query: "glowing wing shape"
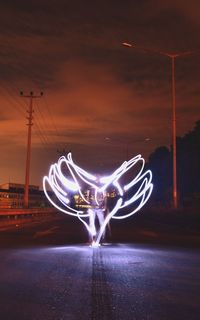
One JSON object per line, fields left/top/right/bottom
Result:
{"left": 43, "top": 153, "right": 97, "bottom": 218}
{"left": 103, "top": 154, "right": 153, "bottom": 219}
{"left": 43, "top": 153, "right": 153, "bottom": 246}
{"left": 94, "top": 155, "right": 153, "bottom": 244}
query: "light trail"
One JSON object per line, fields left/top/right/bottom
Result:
{"left": 43, "top": 152, "right": 153, "bottom": 245}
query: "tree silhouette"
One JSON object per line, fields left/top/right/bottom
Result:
{"left": 148, "top": 146, "right": 171, "bottom": 206}
{"left": 177, "top": 120, "right": 200, "bottom": 204}
{"left": 148, "top": 120, "right": 200, "bottom": 207}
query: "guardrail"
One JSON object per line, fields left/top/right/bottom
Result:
{"left": 0, "top": 207, "right": 57, "bottom": 216}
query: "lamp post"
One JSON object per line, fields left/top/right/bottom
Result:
{"left": 123, "top": 42, "right": 197, "bottom": 209}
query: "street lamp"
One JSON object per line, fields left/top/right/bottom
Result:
{"left": 123, "top": 42, "right": 198, "bottom": 209}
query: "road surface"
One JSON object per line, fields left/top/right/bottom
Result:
{"left": 0, "top": 242, "right": 199, "bottom": 320}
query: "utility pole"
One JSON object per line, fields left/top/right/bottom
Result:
{"left": 170, "top": 55, "right": 178, "bottom": 209}
{"left": 20, "top": 91, "right": 43, "bottom": 208}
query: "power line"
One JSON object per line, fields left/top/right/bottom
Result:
{"left": 34, "top": 100, "right": 58, "bottom": 148}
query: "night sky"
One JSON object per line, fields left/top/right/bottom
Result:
{"left": 0, "top": 0, "right": 200, "bottom": 187}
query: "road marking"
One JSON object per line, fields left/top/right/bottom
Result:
{"left": 92, "top": 248, "right": 114, "bottom": 320}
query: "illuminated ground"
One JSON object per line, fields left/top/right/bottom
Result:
{"left": 0, "top": 213, "right": 200, "bottom": 320}
{"left": 0, "top": 243, "right": 199, "bottom": 320}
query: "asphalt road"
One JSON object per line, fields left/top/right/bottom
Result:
{"left": 0, "top": 211, "right": 199, "bottom": 248}
{"left": 0, "top": 242, "right": 200, "bottom": 320}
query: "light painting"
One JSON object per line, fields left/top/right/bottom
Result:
{"left": 43, "top": 153, "right": 153, "bottom": 246}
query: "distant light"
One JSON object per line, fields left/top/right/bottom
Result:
{"left": 122, "top": 42, "right": 132, "bottom": 47}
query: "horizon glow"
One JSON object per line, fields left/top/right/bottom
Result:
{"left": 43, "top": 152, "right": 153, "bottom": 246}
